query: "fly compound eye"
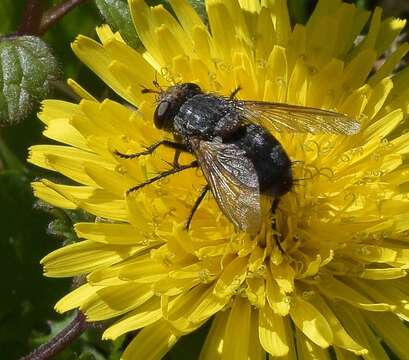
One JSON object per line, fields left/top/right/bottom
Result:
{"left": 154, "top": 101, "right": 171, "bottom": 129}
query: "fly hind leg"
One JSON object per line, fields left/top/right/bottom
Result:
{"left": 185, "top": 185, "right": 210, "bottom": 230}
{"left": 271, "top": 198, "right": 285, "bottom": 253}
{"left": 126, "top": 161, "right": 198, "bottom": 195}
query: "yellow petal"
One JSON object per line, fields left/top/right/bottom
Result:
{"left": 71, "top": 35, "right": 140, "bottom": 106}
{"left": 213, "top": 255, "right": 249, "bottom": 298}
{"left": 188, "top": 285, "right": 228, "bottom": 323}
{"left": 75, "top": 222, "right": 151, "bottom": 245}
{"left": 37, "top": 179, "right": 129, "bottom": 222}
{"left": 41, "top": 240, "right": 145, "bottom": 277}
{"left": 67, "top": 78, "right": 97, "bottom": 101}
{"left": 248, "top": 310, "right": 265, "bottom": 360}
{"left": 169, "top": 0, "right": 206, "bottom": 37}
{"left": 289, "top": 295, "right": 333, "bottom": 348}
{"left": 295, "top": 327, "right": 331, "bottom": 360}
{"left": 259, "top": 305, "right": 289, "bottom": 356}
{"left": 82, "top": 283, "right": 153, "bottom": 321}
{"left": 31, "top": 181, "right": 77, "bottom": 209}
{"left": 330, "top": 303, "right": 390, "bottom": 360}
{"left": 28, "top": 145, "right": 114, "bottom": 186}
{"left": 122, "top": 320, "right": 178, "bottom": 360}
{"left": 199, "top": 311, "right": 229, "bottom": 360}
{"left": 266, "top": 271, "right": 290, "bottom": 316}
{"left": 246, "top": 277, "right": 266, "bottom": 308}
{"left": 376, "top": 17, "right": 406, "bottom": 55}
{"left": 316, "top": 274, "right": 395, "bottom": 311}
{"left": 363, "top": 311, "right": 409, "bottom": 360}
{"left": 309, "top": 294, "right": 367, "bottom": 355}
{"left": 55, "top": 284, "right": 96, "bottom": 313}
{"left": 222, "top": 297, "right": 252, "bottom": 360}
{"left": 368, "top": 43, "right": 409, "bottom": 87}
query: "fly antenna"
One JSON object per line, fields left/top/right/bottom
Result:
{"left": 140, "top": 84, "right": 161, "bottom": 95}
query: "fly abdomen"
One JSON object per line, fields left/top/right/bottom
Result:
{"left": 229, "top": 124, "right": 293, "bottom": 195}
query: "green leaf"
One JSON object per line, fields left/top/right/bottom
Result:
{"left": 48, "top": 218, "right": 79, "bottom": 243}
{"left": 94, "top": 0, "right": 140, "bottom": 48}
{"left": 0, "top": 35, "right": 60, "bottom": 126}
{"left": 78, "top": 353, "right": 98, "bottom": 360}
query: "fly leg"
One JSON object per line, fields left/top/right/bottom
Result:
{"left": 185, "top": 185, "right": 210, "bottom": 230}
{"left": 172, "top": 149, "right": 182, "bottom": 168}
{"left": 229, "top": 86, "right": 242, "bottom": 99}
{"left": 271, "top": 198, "right": 285, "bottom": 253}
{"left": 114, "top": 140, "right": 188, "bottom": 159}
{"left": 126, "top": 161, "right": 198, "bottom": 194}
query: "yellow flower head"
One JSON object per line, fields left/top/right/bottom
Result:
{"left": 29, "top": 0, "right": 409, "bottom": 358}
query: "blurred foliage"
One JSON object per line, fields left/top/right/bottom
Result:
{"left": 0, "top": 0, "right": 406, "bottom": 359}
{"left": 0, "top": 0, "right": 26, "bottom": 35}
{"left": 95, "top": 0, "right": 140, "bottom": 48}
{"left": 0, "top": 169, "right": 71, "bottom": 359}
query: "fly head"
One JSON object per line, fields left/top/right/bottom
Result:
{"left": 153, "top": 83, "right": 202, "bottom": 132}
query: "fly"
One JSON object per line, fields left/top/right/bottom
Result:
{"left": 115, "top": 82, "right": 360, "bottom": 241}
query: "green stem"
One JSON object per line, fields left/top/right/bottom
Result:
{"left": 17, "top": 0, "right": 89, "bottom": 36}
{"left": 0, "top": 134, "right": 27, "bottom": 173}
{"left": 20, "top": 311, "right": 90, "bottom": 360}
{"left": 38, "top": 0, "right": 89, "bottom": 35}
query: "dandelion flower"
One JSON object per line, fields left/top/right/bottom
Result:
{"left": 29, "top": 0, "right": 409, "bottom": 358}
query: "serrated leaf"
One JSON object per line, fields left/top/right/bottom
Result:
{"left": 94, "top": 0, "right": 140, "bottom": 48}
{"left": 48, "top": 219, "right": 79, "bottom": 243}
{"left": 34, "top": 199, "right": 94, "bottom": 243}
{"left": 0, "top": 35, "right": 60, "bottom": 126}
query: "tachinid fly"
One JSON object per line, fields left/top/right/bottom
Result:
{"left": 115, "top": 82, "right": 360, "bottom": 238}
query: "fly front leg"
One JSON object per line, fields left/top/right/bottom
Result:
{"left": 229, "top": 86, "right": 241, "bottom": 99}
{"left": 114, "top": 140, "right": 188, "bottom": 159}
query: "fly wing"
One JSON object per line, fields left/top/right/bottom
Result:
{"left": 236, "top": 100, "right": 360, "bottom": 135}
{"left": 191, "top": 138, "right": 262, "bottom": 235}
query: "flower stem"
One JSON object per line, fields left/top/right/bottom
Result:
{"left": 21, "top": 311, "right": 89, "bottom": 360}
{"left": 17, "top": 0, "right": 44, "bottom": 35}
{"left": 17, "top": 0, "right": 89, "bottom": 36}
{"left": 38, "top": 0, "right": 89, "bottom": 35}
